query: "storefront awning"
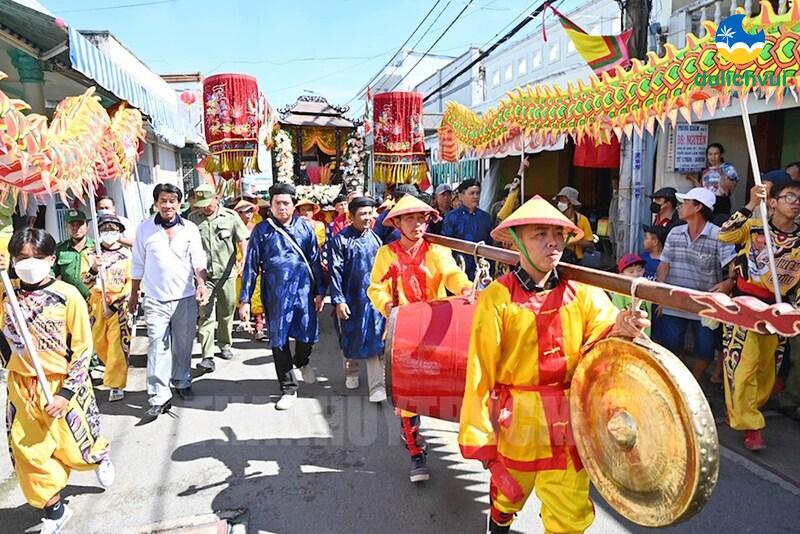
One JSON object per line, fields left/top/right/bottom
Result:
{"left": 68, "top": 28, "right": 188, "bottom": 147}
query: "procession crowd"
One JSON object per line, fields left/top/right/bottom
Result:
{"left": 1, "top": 143, "right": 799, "bottom": 533}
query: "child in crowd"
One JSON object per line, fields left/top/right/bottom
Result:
{"left": 640, "top": 225, "right": 668, "bottom": 280}
{"left": 1, "top": 228, "right": 114, "bottom": 533}
{"left": 610, "top": 253, "right": 652, "bottom": 336}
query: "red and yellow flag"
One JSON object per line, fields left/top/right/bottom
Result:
{"left": 547, "top": 6, "right": 633, "bottom": 75}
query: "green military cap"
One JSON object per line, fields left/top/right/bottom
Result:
{"left": 194, "top": 184, "right": 217, "bottom": 208}
{"left": 65, "top": 209, "right": 88, "bottom": 223}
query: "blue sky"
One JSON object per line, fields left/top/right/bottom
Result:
{"left": 43, "top": 0, "right": 552, "bottom": 109}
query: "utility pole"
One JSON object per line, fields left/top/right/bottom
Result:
{"left": 622, "top": 0, "right": 652, "bottom": 60}
{"left": 616, "top": 0, "right": 654, "bottom": 255}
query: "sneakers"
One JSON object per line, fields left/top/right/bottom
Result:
{"left": 198, "top": 357, "right": 216, "bottom": 373}
{"left": 409, "top": 453, "right": 430, "bottom": 483}
{"left": 744, "top": 429, "right": 766, "bottom": 451}
{"left": 109, "top": 389, "right": 124, "bottom": 402}
{"left": 276, "top": 392, "right": 297, "bottom": 410}
{"left": 345, "top": 374, "right": 359, "bottom": 390}
{"left": 95, "top": 457, "right": 116, "bottom": 488}
{"left": 254, "top": 330, "right": 268, "bottom": 341}
{"left": 369, "top": 387, "right": 387, "bottom": 403}
{"left": 300, "top": 365, "right": 316, "bottom": 384}
{"left": 40, "top": 504, "right": 73, "bottom": 534}
{"left": 219, "top": 346, "right": 234, "bottom": 360}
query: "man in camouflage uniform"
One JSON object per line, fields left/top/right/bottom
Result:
{"left": 189, "top": 184, "right": 249, "bottom": 372}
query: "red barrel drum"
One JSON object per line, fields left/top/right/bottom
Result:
{"left": 385, "top": 296, "right": 476, "bottom": 423}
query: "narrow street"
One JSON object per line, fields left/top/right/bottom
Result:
{"left": 1, "top": 312, "right": 799, "bottom": 533}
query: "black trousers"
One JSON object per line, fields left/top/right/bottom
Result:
{"left": 273, "top": 341, "right": 313, "bottom": 393}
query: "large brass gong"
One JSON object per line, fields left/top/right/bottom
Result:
{"left": 570, "top": 337, "right": 719, "bottom": 527}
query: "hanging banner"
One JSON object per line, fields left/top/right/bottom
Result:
{"left": 373, "top": 91, "right": 427, "bottom": 184}
{"left": 203, "top": 73, "right": 259, "bottom": 178}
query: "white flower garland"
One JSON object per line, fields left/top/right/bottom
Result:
{"left": 273, "top": 129, "right": 294, "bottom": 183}
{"left": 295, "top": 184, "right": 341, "bottom": 208}
{"left": 342, "top": 132, "right": 365, "bottom": 193}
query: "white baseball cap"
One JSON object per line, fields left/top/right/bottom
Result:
{"left": 676, "top": 187, "right": 716, "bottom": 210}
{"left": 434, "top": 184, "right": 452, "bottom": 195}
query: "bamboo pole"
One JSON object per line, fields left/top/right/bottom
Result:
{"left": 0, "top": 271, "right": 54, "bottom": 404}
{"left": 87, "top": 184, "right": 109, "bottom": 315}
{"left": 738, "top": 95, "right": 782, "bottom": 303}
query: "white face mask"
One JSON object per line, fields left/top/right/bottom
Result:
{"left": 14, "top": 257, "right": 52, "bottom": 285}
{"left": 557, "top": 202, "right": 569, "bottom": 212}
{"left": 100, "top": 231, "right": 120, "bottom": 245}
{"left": 97, "top": 208, "right": 114, "bottom": 217}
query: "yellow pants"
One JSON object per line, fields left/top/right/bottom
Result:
{"left": 723, "top": 325, "right": 779, "bottom": 430}
{"left": 492, "top": 456, "right": 594, "bottom": 534}
{"left": 236, "top": 273, "right": 263, "bottom": 315}
{"left": 7, "top": 372, "right": 110, "bottom": 508}
{"left": 89, "top": 294, "right": 130, "bottom": 389}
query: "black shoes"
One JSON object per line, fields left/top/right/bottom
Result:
{"left": 176, "top": 387, "right": 194, "bottom": 401}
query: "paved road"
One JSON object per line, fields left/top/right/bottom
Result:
{"left": 1, "top": 312, "right": 799, "bottom": 533}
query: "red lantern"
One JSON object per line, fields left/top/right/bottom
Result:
{"left": 203, "top": 73, "right": 259, "bottom": 177}
{"left": 373, "top": 91, "right": 427, "bottom": 184}
{"left": 180, "top": 91, "right": 197, "bottom": 106}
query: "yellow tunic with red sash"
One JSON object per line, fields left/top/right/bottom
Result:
{"left": 369, "top": 240, "right": 471, "bottom": 419}
{"left": 459, "top": 269, "right": 617, "bottom": 531}
{"left": 368, "top": 241, "right": 471, "bottom": 317}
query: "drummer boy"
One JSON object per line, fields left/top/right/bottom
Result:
{"left": 458, "top": 195, "right": 649, "bottom": 534}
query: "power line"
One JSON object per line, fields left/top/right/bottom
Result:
{"left": 423, "top": 0, "right": 553, "bottom": 102}
{"left": 389, "top": 0, "right": 475, "bottom": 92}
{"left": 379, "top": 0, "right": 453, "bottom": 92}
{"left": 344, "top": 0, "right": 443, "bottom": 106}
{"left": 55, "top": 0, "right": 176, "bottom": 13}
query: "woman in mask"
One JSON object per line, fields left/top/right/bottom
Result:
{"left": 84, "top": 214, "right": 132, "bottom": 402}
{"left": 1, "top": 227, "right": 114, "bottom": 533}
{"left": 552, "top": 186, "right": 594, "bottom": 264}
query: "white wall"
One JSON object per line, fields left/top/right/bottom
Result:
{"left": 415, "top": 47, "right": 482, "bottom": 113}
{"left": 477, "top": 0, "right": 620, "bottom": 112}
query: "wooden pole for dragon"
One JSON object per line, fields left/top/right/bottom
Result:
{"left": 739, "top": 94, "right": 782, "bottom": 303}
{"left": 0, "top": 271, "right": 54, "bottom": 405}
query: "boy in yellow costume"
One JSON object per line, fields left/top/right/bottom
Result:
{"left": 718, "top": 177, "right": 800, "bottom": 450}
{"left": 458, "top": 196, "right": 648, "bottom": 534}
{"left": 368, "top": 194, "right": 472, "bottom": 483}
{"left": 84, "top": 214, "right": 132, "bottom": 402}
{"left": 1, "top": 228, "right": 114, "bottom": 533}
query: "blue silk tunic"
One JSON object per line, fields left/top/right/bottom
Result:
{"left": 240, "top": 215, "right": 325, "bottom": 348}
{"left": 328, "top": 226, "right": 386, "bottom": 359}
{"left": 441, "top": 206, "right": 494, "bottom": 280}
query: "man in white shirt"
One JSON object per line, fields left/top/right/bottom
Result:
{"left": 129, "top": 183, "right": 209, "bottom": 420}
